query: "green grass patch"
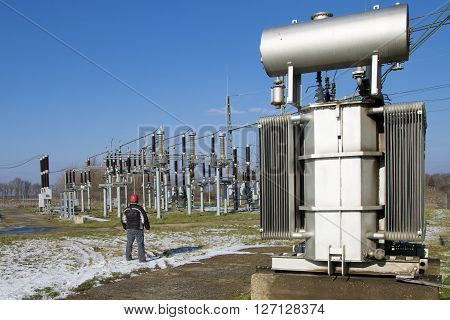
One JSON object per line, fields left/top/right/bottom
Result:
{"left": 440, "top": 276, "right": 450, "bottom": 300}
{"left": 234, "top": 291, "right": 251, "bottom": 300}
{"left": 73, "top": 272, "right": 130, "bottom": 293}
{"left": 23, "top": 286, "right": 59, "bottom": 300}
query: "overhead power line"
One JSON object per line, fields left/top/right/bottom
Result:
{"left": 0, "top": 155, "right": 42, "bottom": 170}
{"left": 386, "top": 83, "right": 450, "bottom": 97}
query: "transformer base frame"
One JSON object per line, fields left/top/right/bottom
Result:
{"left": 272, "top": 254, "right": 433, "bottom": 278}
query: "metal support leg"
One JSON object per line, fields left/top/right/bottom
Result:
{"left": 147, "top": 187, "right": 152, "bottom": 209}
{"left": 164, "top": 172, "right": 169, "bottom": 212}
{"left": 87, "top": 184, "right": 91, "bottom": 210}
{"left": 153, "top": 176, "right": 157, "bottom": 210}
{"left": 186, "top": 171, "right": 192, "bottom": 215}
{"left": 142, "top": 172, "right": 146, "bottom": 210}
{"left": 208, "top": 183, "right": 211, "bottom": 206}
{"left": 124, "top": 180, "right": 128, "bottom": 207}
{"left": 216, "top": 167, "right": 220, "bottom": 216}
{"left": 108, "top": 174, "right": 112, "bottom": 213}
{"left": 224, "top": 185, "right": 228, "bottom": 214}
{"left": 156, "top": 167, "right": 161, "bottom": 219}
{"left": 200, "top": 184, "right": 204, "bottom": 212}
{"left": 116, "top": 175, "right": 121, "bottom": 218}
{"left": 81, "top": 189, "right": 85, "bottom": 212}
{"left": 103, "top": 188, "right": 107, "bottom": 217}
{"left": 233, "top": 182, "right": 238, "bottom": 211}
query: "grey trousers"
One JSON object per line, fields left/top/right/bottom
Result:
{"left": 126, "top": 229, "right": 146, "bottom": 262}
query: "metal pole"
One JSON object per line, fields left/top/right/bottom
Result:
{"left": 153, "top": 175, "right": 157, "bottom": 209}
{"left": 108, "top": 174, "right": 112, "bottom": 213}
{"left": 147, "top": 184, "right": 152, "bottom": 209}
{"left": 116, "top": 174, "right": 121, "bottom": 218}
{"left": 216, "top": 167, "right": 220, "bottom": 216}
{"left": 63, "top": 192, "right": 67, "bottom": 218}
{"left": 81, "top": 189, "right": 85, "bottom": 212}
{"left": 208, "top": 182, "right": 211, "bottom": 206}
{"left": 186, "top": 169, "right": 192, "bottom": 215}
{"left": 164, "top": 171, "right": 169, "bottom": 212}
{"left": 224, "top": 184, "right": 228, "bottom": 214}
{"left": 103, "top": 187, "right": 107, "bottom": 217}
{"left": 142, "top": 152, "right": 146, "bottom": 210}
{"left": 124, "top": 176, "right": 128, "bottom": 207}
{"left": 156, "top": 167, "right": 161, "bottom": 218}
{"left": 87, "top": 184, "right": 91, "bottom": 210}
{"left": 200, "top": 183, "right": 204, "bottom": 212}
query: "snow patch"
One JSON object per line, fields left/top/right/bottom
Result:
{"left": 0, "top": 228, "right": 278, "bottom": 299}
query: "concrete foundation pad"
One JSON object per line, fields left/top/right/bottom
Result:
{"left": 251, "top": 271, "right": 439, "bottom": 300}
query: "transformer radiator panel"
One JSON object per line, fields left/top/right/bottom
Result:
{"left": 259, "top": 115, "right": 298, "bottom": 239}
{"left": 384, "top": 102, "right": 426, "bottom": 241}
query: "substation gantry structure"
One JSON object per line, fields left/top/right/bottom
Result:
{"left": 61, "top": 160, "right": 93, "bottom": 218}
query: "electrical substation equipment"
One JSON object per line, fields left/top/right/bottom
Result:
{"left": 38, "top": 154, "right": 52, "bottom": 212}
{"left": 258, "top": 4, "right": 432, "bottom": 278}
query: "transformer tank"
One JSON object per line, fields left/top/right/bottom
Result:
{"left": 258, "top": 4, "right": 433, "bottom": 277}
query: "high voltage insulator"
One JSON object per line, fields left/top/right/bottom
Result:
{"left": 246, "top": 144, "right": 251, "bottom": 164}
{"left": 174, "top": 160, "right": 179, "bottom": 187}
{"left": 232, "top": 147, "right": 238, "bottom": 178}
{"left": 181, "top": 134, "right": 186, "bottom": 154}
{"left": 208, "top": 164, "right": 211, "bottom": 177}
{"left": 211, "top": 134, "right": 215, "bottom": 155}
{"left": 80, "top": 172, "right": 84, "bottom": 184}
{"left": 202, "top": 162, "right": 206, "bottom": 178}
{"left": 157, "top": 129, "right": 164, "bottom": 157}
{"left": 126, "top": 156, "right": 131, "bottom": 173}
{"left": 189, "top": 131, "right": 196, "bottom": 156}
{"left": 143, "top": 149, "right": 147, "bottom": 165}
{"left": 151, "top": 133, "right": 156, "bottom": 154}
{"left": 219, "top": 131, "right": 226, "bottom": 160}
{"left": 39, "top": 155, "right": 50, "bottom": 188}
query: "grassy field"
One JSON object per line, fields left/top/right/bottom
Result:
{"left": 1, "top": 205, "right": 448, "bottom": 299}
{"left": 0, "top": 207, "right": 261, "bottom": 243}
{"left": 424, "top": 207, "right": 450, "bottom": 299}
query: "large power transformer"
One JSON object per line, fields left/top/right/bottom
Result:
{"left": 258, "top": 4, "right": 431, "bottom": 277}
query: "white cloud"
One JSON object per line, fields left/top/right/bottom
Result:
{"left": 207, "top": 108, "right": 226, "bottom": 115}
{"left": 207, "top": 107, "right": 246, "bottom": 115}
{"left": 249, "top": 107, "right": 272, "bottom": 113}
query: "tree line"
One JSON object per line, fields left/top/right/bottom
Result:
{"left": 0, "top": 178, "right": 41, "bottom": 198}
{"left": 426, "top": 173, "right": 450, "bottom": 189}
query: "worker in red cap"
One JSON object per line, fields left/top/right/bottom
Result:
{"left": 120, "top": 194, "right": 150, "bottom": 262}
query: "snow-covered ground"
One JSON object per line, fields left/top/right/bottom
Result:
{"left": 0, "top": 227, "right": 274, "bottom": 299}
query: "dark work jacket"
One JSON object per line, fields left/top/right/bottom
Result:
{"left": 120, "top": 203, "right": 150, "bottom": 230}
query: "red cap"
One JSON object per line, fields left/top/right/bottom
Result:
{"left": 130, "top": 194, "right": 139, "bottom": 203}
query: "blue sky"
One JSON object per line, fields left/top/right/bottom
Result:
{"left": 0, "top": 0, "right": 449, "bottom": 183}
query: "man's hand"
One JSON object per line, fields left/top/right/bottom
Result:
{"left": 121, "top": 223, "right": 127, "bottom": 230}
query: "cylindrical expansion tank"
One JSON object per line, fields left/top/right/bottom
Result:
{"left": 260, "top": 4, "right": 409, "bottom": 76}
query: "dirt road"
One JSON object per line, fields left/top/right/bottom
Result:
{"left": 67, "top": 247, "right": 288, "bottom": 300}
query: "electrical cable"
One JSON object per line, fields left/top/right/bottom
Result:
{"left": 386, "top": 83, "right": 450, "bottom": 97}
{"left": 0, "top": 155, "right": 43, "bottom": 170}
